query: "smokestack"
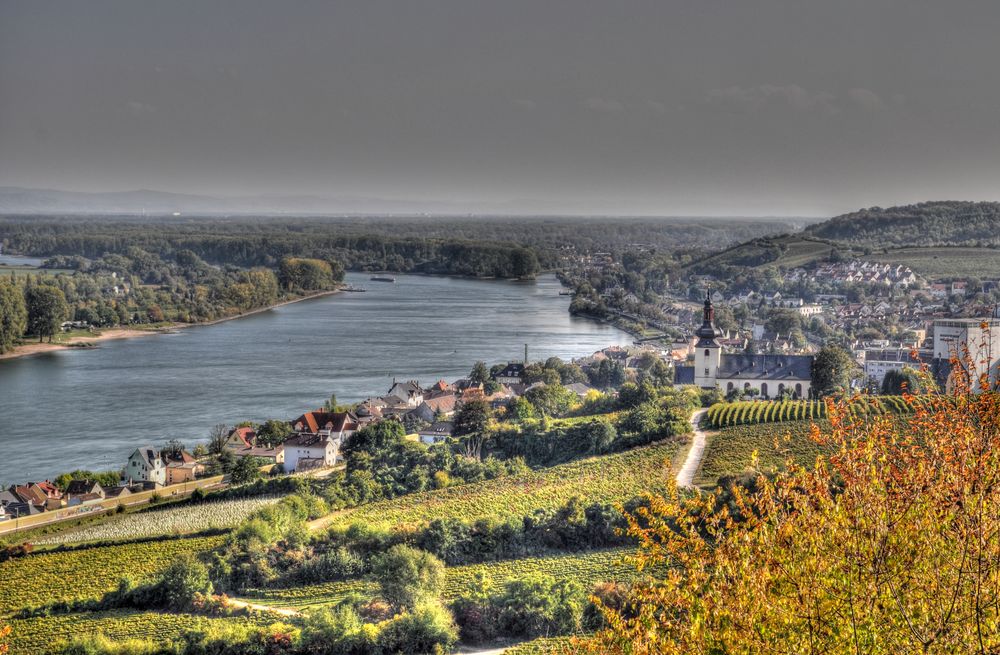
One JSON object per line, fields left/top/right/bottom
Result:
{"left": 524, "top": 343, "right": 528, "bottom": 364}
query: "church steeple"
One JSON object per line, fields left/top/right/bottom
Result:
{"left": 695, "top": 287, "right": 723, "bottom": 345}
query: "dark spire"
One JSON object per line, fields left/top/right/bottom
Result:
{"left": 695, "top": 286, "right": 723, "bottom": 345}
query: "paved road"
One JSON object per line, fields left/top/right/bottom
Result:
{"left": 675, "top": 408, "right": 709, "bottom": 488}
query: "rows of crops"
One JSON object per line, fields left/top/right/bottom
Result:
{"left": 705, "top": 396, "right": 932, "bottom": 429}
{"left": 0, "top": 535, "right": 225, "bottom": 613}
{"left": 34, "top": 497, "right": 282, "bottom": 546}
{"left": 5, "top": 609, "right": 268, "bottom": 655}
{"left": 506, "top": 636, "right": 577, "bottom": 654}
{"left": 696, "top": 420, "right": 832, "bottom": 486}
{"left": 313, "top": 442, "right": 680, "bottom": 532}
{"left": 241, "top": 548, "right": 635, "bottom": 611}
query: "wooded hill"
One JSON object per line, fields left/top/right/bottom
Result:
{"left": 805, "top": 200, "right": 1000, "bottom": 247}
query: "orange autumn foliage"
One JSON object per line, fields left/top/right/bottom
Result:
{"left": 581, "top": 355, "right": 1000, "bottom": 654}
{"left": 0, "top": 624, "right": 9, "bottom": 655}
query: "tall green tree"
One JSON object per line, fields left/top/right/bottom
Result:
{"left": 811, "top": 344, "right": 859, "bottom": 397}
{"left": 25, "top": 285, "right": 68, "bottom": 342}
{"left": 881, "top": 367, "right": 923, "bottom": 395}
{"left": 0, "top": 280, "right": 27, "bottom": 354}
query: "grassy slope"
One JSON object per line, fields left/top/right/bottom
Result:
{"left": 694, "top": 420, "right": 832, "bottom": 487}
{"left": 870, "top": 247, "right": 1000, "bottom": 278}
{"left": 0, "top": 535, "right": 225, "bottom": 613}
{"left": 312, "top": 441, "right": 684, "bottom": 532}
{"left": 241, "top": 548, "right": 635, "bottom": 610}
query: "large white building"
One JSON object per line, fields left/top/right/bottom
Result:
{"left": 675, "top": 292, "right": 814, "bottom": 399}
{"left": 932, "top": 317, "right": 1000, "bottom": 391}
{"left": 124, "top": 446, "right": 167, "bottom": 486}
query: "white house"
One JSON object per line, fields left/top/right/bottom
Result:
{"left": 282, "top": 434, "right": 339, "bottom": 473}
{"left": 385, "top": 381, "right": 424, "bottom": 407}
{"left": 124, "top": 446, "right": 167, "bottom": 485}
{"left": 675, "top": 292, "right": 814, "bottom": 399}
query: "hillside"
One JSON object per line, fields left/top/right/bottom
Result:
{"left": 805, "top": 200, "right": 1000, "bottom": 247}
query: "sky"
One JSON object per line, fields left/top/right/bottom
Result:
{"left": 2, "top": 0, "right": 999, "bottom": 216}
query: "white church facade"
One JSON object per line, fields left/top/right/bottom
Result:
{"left": 675, "top": 292, "right": 815, "bottom": 399}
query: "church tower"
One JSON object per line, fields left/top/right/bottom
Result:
{"left": 694, "top": 288, "right": 723, "bottom": 388}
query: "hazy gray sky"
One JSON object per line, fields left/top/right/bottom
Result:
{"left": 2, "top": 0, "right": 999, "bottom": 216}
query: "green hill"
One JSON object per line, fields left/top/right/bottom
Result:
{"left": 805, "top": 201, "right": 1000, "bottom": 247}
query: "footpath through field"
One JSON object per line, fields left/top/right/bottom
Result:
{"left": 675, "top": 408, "right": 709, "bottom": 488}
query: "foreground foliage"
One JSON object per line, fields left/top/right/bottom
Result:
{"left": 583, "top": 377, "right": 1000, "bottom": 653}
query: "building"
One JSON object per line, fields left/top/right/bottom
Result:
{"left": 65, "top": 480, "right": 105, "bottom": 505}
{"left": 282, "top": 433, "right": 339, "bottom": 473}
{"left": 163, "top": 450, "right": 206, "bottom": 485}
{"left": 863, "top": 349, "right": 932, "bottom": 389}
{"left": 124, "top": 446, "right": 167, "bottom": 486}
{"left": 932, "top": 317, "right": 1000, "bottom": 391}
{"left": 675, "top": 291, "right": 814, "bottom": 399}
{"left": 385, "top": 380, "right": 424, "bottom": 407}
{"left": 417, "top": 421, "right": 454, "bottom": 445}
{"left": 493, "top": 362, "right": 526, "bottom": 386}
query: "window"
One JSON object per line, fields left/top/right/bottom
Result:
{"left": 705, "top": 368, "right": 710, "bottom": 376}
{"left": 704, "top": 349, "right": 710, "bottom": 356}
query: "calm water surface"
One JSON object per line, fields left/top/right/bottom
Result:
{"left": 0, "top": 273, "right": 630, "bottom": 482}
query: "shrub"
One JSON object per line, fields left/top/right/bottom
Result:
{"left": 370, "top": 546, "right": 445, "bottom": 611}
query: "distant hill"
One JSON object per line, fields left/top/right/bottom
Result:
{"left": 805, "top": 201, "right": 1000, "bottom": 247}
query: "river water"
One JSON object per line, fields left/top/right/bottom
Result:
{"left": 0, "top": 272, "right": 630, "bottom": 483}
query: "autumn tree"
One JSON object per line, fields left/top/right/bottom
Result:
{"left": 582, "top": 359, "right": 1000, "bottom": 655}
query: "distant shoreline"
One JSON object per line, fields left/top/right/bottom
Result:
{"left": 0, "top": 288, "right": 343, "bottom": 362}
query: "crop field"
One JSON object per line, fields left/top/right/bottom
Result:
{"left": 0, "top": 535, "right": 224, "bottom": 612}
{"left": 871, "top": 247, "right": 1000, "bottom": 278}
{"left": 705, "top": 396, "right": 928, "bottom": 429}
{"left": 34, "top": 497, "right": 282, "bottom": 545}
{"left": 4, "top": 609, "right": 268, "bottom": 655}
{"left": 695, "top": 420, "right": 832, "bottom": 486}
{"left": 506, "top": 636, "right": 577, "bottom": 654}
{"left": 312, "top": 442, "right": 681, "bottom": 532}
{"left": 242, "top": 548, "right": 635, "bottom": 610}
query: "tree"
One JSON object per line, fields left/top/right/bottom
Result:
{"left": 583, "top": 380, "right": 1000, "bottom": 654}
{"left": 371, "top": 545, "right": 445, "bottom": 611}
{"left": 344, "top": 420, "right": 405, "bottom": 458}
{"left": 453, "top": 399, "right": 492, "bottom": 460}
{"left": 25, "top": 285, "right": 68, "bottom": 342}
{"left": 881, "top": 367, "right": 923, "bottom": 395}
{"left": 159, "top": 554, "right": 213, "bottom": 610}
{"left": 811, "top": 344, "right": 858, "bottom": 397}
{"left": 0, "top": 280, "right": 27, "bottom": 354}
{"left": 524, "top": 384, "right": 577, "bottom": 417}
{"left": 256, "top": 419, "right": 292, "bottom": 447}
{"left": 207, "top": 424, "right": 229, "bottom": 454}
{"left": 469, "top": 361, "right": 490, "bottom": 385}
{"left": 230, "top": 456, "right": 264, "bottom": 485}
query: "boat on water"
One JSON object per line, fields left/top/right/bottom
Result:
{"left": 370, "top": 275, "right": 396, "bottom": 282}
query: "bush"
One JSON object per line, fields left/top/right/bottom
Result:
{"left": 370, "top": 545, "right": 445, "bottom": 611}
{"left": 376, "top": 602, "right": 459, "bottom": 655}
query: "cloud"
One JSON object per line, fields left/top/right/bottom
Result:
{"left": 512, "top": 98, "right": 536, "bottom": 110}
{"left": 584, "top": 97, "right": 625, "bottom": 113}
{"left": 706, "top": 84, "right": 838, "bottom": 115}
{"left": 126, "top": 100, "right": 156, "bottom": 114}
{"left": 848, "top": 87, "right": 887, "bottom": 112}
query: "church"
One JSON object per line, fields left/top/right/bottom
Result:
{"left": 674, "top": 292, "right": 814, "bottom": 399}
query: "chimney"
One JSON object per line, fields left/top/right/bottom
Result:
{"left": 524, "top": 343, "right": 529, "bottom": 364}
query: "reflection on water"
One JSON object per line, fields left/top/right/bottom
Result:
{"left": 0, "top": 273, "right": 631, "bottom": 482}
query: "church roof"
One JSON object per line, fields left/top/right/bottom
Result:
{"left": 717, "top": 354, "right": 812, "bottom": 380}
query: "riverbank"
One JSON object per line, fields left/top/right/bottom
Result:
{"left": 0, "top": 288, "right": 343, "bottom": 362}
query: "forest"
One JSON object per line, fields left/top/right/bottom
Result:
{"left": 805, "top": 200, "right": 1000, "bottom": 247}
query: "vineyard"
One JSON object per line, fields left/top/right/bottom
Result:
{"left": 0, "top": 535, "right": 224, "bottom": 612}
{"left": 506, "top": 636, "right": 577, "bottom": 654}
{"left": 33, "top": 497, "right": 282, "bottom": 546}
{"left": 4, "top": 609, "right": 268, "bottom": 655}
{"left": 705, "top": 396, "right": 930, "bottom": 429}
{"left": 312, "top": 442, "right": 681, "bottom": 532}
{"left": 241, "top": 548, "right": 635, "bottom": 611}
{"left": 696, "top": 420, "right": 832, "bottom": 486}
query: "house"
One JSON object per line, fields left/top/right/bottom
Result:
{"left": 104, "top": 486, "right": 132, "bottom": 501}
{"left": 417, "top": 421, "right": 454, "bottom": 445}
{"left": 225, "top": 426, "right": 257, "bottom": 450}
{"left": 32, "top": 481, "right": 64, "bottom": 510}
{"left": 228, "top": 444, "right": 285, "bottom": 466}
{"left": 65, "top": 480, "right": 105, "bottom": 502}
{"left": 291, "top": 411, "right": 360, "bottom": 441}
{"left": 124, "top": 446, "right": 167, "bottom": 486}
{"left": 163, "top": 450, "right": 206, "bottom": 485}
{"left": 674, "top": 291, "right": 814, "bottom": 399}
{"left": 493, "top": 362, "right": 526, "bottom": 386}
{"left": 407, "top": 394, "right": 459, "bottom": 423}
{"left": 565, "top": 382, "right": 596, "bottom": 398}
{"left": 282, "top": 433, "right": 339, "bottom": 473}
{"left": 385, "top": 380, "right": 424, "bottom": 407}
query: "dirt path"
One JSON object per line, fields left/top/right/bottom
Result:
{"left": 226, "top": 598, "right": 300, "bottom": 617}
{"left": 675, "top": 408, "right": 709, "bottom": 488}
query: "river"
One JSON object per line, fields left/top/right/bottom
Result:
{"left": 0, "top": 272, "right": 630, "bottom": 483}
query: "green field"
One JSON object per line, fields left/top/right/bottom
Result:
{"left": 0, "top": 535, "right": 225, "bottom": 613}
{"left": 5, "top": 609, "right": 269, "bottom": 655}
{"left": 505, "top": 636, "right": 577, "bottom": 654}
{"left": 241, "top": 548, "right": 635, "bottom": 611}
{"left": 0, "top": 264, "right": 72, "bottom": 278}
{"left": 686, "top": 234, "right": 850, "bottom": 272}
{"left": 695, "top": 419, "right": 831, "bottom": 487}
{"left": 871, "top": 247, "right": 1000, "bottom": 278}
{"left": 313, "top": 441, "right": 683, "bottom": 532}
